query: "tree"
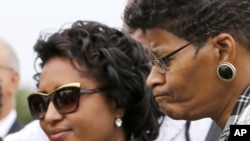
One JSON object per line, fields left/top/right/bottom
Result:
{"left": 16, "top": 87, "right": 33, "bottom": 125}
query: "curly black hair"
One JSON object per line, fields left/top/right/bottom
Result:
{"left": 33, "top": 20, "right": 164, "bottom": 141}
{"left": 124, "top": 0, "right": 250, "bottom": 51}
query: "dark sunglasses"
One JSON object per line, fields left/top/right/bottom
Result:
{"left": 28, "top": 82, "right": 103, "bottom": 119}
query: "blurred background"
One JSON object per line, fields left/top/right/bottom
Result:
{"left": 0, "top": 0, "right": 127, "bottom": 124}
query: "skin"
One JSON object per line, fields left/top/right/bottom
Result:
{"left": 145, "top": 28, "right": 250, "bottom": 128}
{"left": 0, "top": 39, "right": 19, "bottom": 120}
{"left": 39, "top": 57, "right": 125, "bottom": 141}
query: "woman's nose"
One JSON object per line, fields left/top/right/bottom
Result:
{"left": 43, "top": 101, "right": 63, "bottom": 124}
{"left": 146, "top": 67, "right": 166, "bottom": 89}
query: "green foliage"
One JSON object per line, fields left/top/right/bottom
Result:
{"left": 15, "top": 87, "right": 33, "bottom": 125}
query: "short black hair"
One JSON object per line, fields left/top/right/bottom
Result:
{"left": 124, "top": 0, "right": 250, "bottom": 50}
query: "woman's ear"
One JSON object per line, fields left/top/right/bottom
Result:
{"left": 115, "top": 108, "right": 125, "bottom": 118}
{"left": 110, "top": 99, "right": 125, "bottom": 118}
{"left": 211, "top": 33, "right": 236, "bottom": 62}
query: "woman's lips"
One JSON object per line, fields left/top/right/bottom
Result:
{"left": 155, "top": 94, "right": 168, "bottom": 102}
{"left": 154, "top": 93, "right": 174, "bottom": 102}
{"left": 49, "top": 129, "right": 71, "bottom": 141}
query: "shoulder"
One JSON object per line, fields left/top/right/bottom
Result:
{"left": 4, "top": 120, "right": 49, "bottom": 141}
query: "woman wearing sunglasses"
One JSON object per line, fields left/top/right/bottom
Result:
{"left": 27, "top": 20, "right": 164, "bottom": 141}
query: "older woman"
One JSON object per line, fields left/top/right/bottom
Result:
{"left": 124, "top": 0, "right": 250, "bottom": 141}
{"left": 27, "top": 20, "right": 164, "bottom": 141}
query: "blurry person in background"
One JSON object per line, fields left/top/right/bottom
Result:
{"left": 0, "top": 38, "right": 23, "bottom": 137}
{"left": 27, "top": 20, "right": 164, "bottom": 141}
{"left": 122, "top": 23, "right": 149, "bottom": 49}
{"left": 124, "top": 0, "right": 250, "bottom": 141}
{"left": 122, "top": 1, "right": 221, "bottom": 141}
{"left": 1, "top": 40, "right": 48, "bottom": 141}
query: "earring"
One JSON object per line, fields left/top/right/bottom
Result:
{"left": 216, "top": 62, "right": 236, "bottom": 82}
{"left": 115, "top": 117, "right": 123, "bottom": 127}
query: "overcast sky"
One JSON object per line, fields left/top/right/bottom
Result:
{"left": 0, "top": 0, "right": 127, "bottom": 88}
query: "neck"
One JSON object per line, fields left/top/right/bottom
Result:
{"left": 0, "top": 104, "right": 13, "bottom": 120}
{"left": 215, "top": 81, "right": 249, "bottom": 128}
{"left": 111, "top": 127, "right": 126, "bottom": 141}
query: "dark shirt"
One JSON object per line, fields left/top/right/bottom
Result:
{"left": 7, "top": 118, "right": 23, "bottom": 135}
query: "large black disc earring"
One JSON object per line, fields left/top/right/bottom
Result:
{"left": 216, "top": 62, "right": 236, "bottom": 82}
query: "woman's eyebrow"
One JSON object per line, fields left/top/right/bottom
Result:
{"left": 151, "top": 45, "right": 170, "bottom": 58}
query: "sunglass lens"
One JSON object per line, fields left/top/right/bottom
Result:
{"left": 54, "top": 87, "right": 80, "bottom": 114}
{"left": 28, "top": 95, "right": 47, "bottom": 119}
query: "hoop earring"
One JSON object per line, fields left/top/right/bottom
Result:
{"left": 216, "top": 62, "right": 236, "bottom": 82}
{"left": 115, "top": 117, "right": 123, "bottom": 127}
